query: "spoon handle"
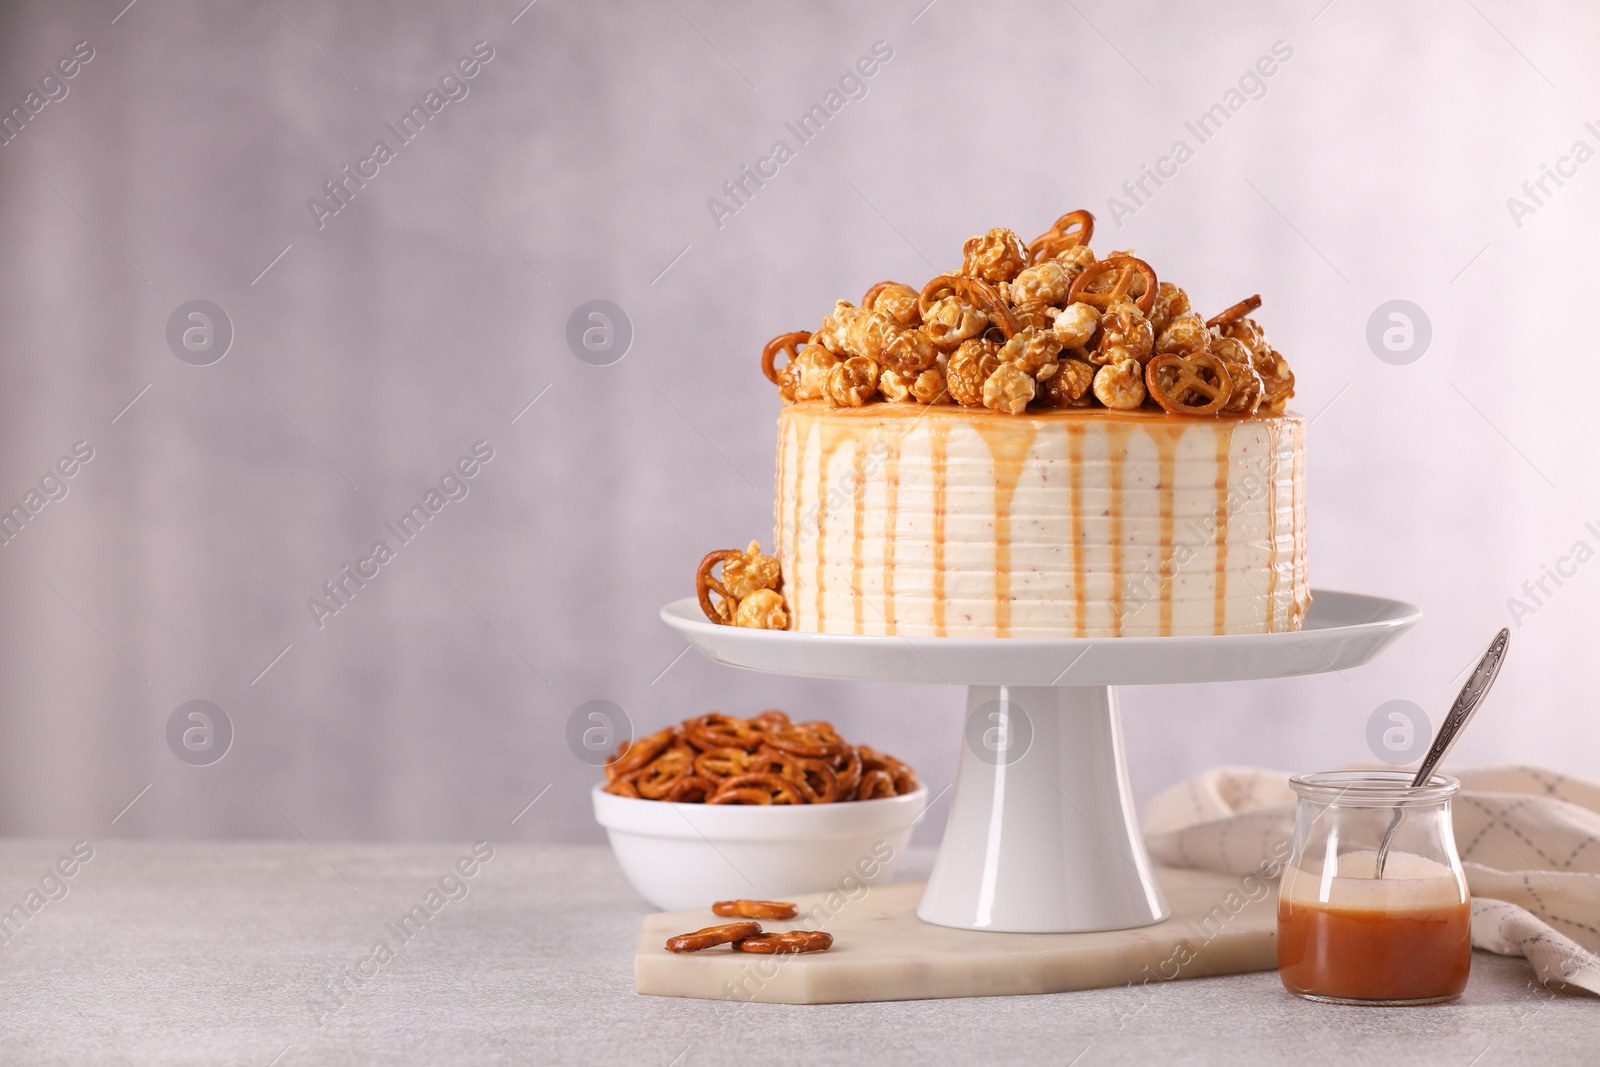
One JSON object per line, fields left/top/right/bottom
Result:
{"left": 1375, "top": 628, "right": 1510, "bottom": 878}
{"left": 1411, "top": 628, "right": 1511, "bottom": 789}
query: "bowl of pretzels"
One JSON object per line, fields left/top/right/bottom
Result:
{"left": 592, "top": 711, "right": 925, "bottom": 910}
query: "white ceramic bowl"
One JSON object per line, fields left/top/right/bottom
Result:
{"left": 592, "top": 784, "right": 926, "bottom": 911}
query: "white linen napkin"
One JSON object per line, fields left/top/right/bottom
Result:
{"left": 1142, "top": 765, "right": 1600, "bottom": 995}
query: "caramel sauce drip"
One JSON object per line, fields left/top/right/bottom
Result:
{"left": 1155, "top": 427, "right": 1180, "bottom": 636}
{"left": 813, "top": 417, "right": 856, "bottom": 632}
{"left": 884, "top": 430, "right": 899, "bottom": 633}
{"left": 931, "top": 419, "right": 948, "bottom": 637}
{"left": 1263, "top": 420, "right": 1280, "bottom": 633}
{"left": 971, "top": 418, "right": 1038, "bottom": 637}
{"left": 1067, "top": 423, "right": 1086, "bottom": 638}
{"left": 851, "top": 442, "right": 866, "bottom": 634}
{"left": 1213, "top": 425, "right": 1232, "bottom": 634}
{"left": 1105, "top": 424, "right": 1129, "bottom": 637}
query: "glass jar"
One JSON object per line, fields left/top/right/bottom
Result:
{"left": 1277, "top": 770, "right": 1471, "bottom": 1005}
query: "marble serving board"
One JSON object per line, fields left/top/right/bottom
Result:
{"left": 635, "top": 868, "right": 1277, "bottom": 1004}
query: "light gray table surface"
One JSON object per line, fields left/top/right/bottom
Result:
{"left": 0, "top": 840, "right": 1591, "bottom": 1066}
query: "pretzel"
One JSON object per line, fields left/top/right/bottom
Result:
{"left": 663, "top": 775, "right": 717, "bottom": 803}
{"left": 713, "top": 899, "right": 800, "bottom": 920}
{"left": 1205, "top": 294, "right": 1262, "bottom": 331}
{"left": 604, "top": 726, "right": 675, "bottom": 782}
{"left": 602, "top": 777, "right": 640, "bottom": 798}
{"left": 1145, "top": 351, "right": 1233, "bottom": 416}
{"left": 763, "top": 721, "right": 847, "bottom": 760}
{"left": 634, "top": 745, "right": 697, "bottom": 799}
{"left": 708, "top": 772, "right": 807, "bottom": 805}
{"left": 761, "top": 331, "right": 813, "bottom": 386}
{"left": 695, "top": 550, "right": 742, "bottom": 625}
{"left": 694, "top": 746, "right": 753, "bottom": 779}
{"left": 685, "top": 713, "right": 766, "bottom": 751}
{"left": 1067, "top": 256, "right": 1157, "bottom": 315}
{"left": 665, "top": 921, "right": 763, "bottom": 953}
{"left": 1025, "top": 209, "right": 1095, "bottom": 265}
{"left": 857, "top": 768, "right": 896, "bottom": 800}
{"left": 732, "top": 930, "right": 834, "bottom": 954}
{"left": 916, "top": 275, "right": 1022, "bottom": 339}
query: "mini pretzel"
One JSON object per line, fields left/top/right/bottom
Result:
{"left": 1067, "top": 256, "right": 1158, "bottom": 314}
{"left": 916, "top": 275, "right": 1022, "bottom": 339}
{"left": 695, "top": 550, "right": 743, "bottom": 625}
{"left": 713, "top": 899, "right": 800, "bottom": 920}
{"left": 666, "top": 921, "right": 763, "bottom": 953}
{"left": 1025, "top": 209, "right": 1095, "bottom": 265}
{"left": 685, "top": 713, "right": 765, "bottom": 751}
{"left": 707, "top": 772, "right": 806, "bottom": 805}
{"left": 1206, "top": 294, "right": 1262, "bottom": 331}
{"left": 763, "top": 722, "right": 847, "bottom": 760}
{"left": 605, "top": 726, "right": 674, "bottom": 782}
{"left": 857, "top": 769, "right": 896, "bottom": 800}
{"left": 761, "top": 331, "right": 813, "bottom": 386}
{"left": 732, "top": 930, "right": 834, "bottom": 954}
{"left": 1145, "top": 351, "right": 1233, "bottom": 416}
{"left": 663, "top": 775, "right": 717, "bottom": 803}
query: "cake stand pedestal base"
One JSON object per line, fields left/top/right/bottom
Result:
{"left": 920, "top": 685, "right": 1165, "bottom": 932}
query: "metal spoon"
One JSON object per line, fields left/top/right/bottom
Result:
{"left": 1374, "top": 627, "right": 1511, "bottom": 877}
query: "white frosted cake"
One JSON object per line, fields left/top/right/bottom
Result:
{"left": 775, "top": 404, "right": 1306, "bottom": 638}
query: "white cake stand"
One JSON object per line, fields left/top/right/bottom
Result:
{"left": 660, "top": 590, "right": 1420, "bottom": 934}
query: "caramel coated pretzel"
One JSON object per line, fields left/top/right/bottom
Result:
{"left": 1025, "top": 209, "right": 1095, "bottom": 265}
{"left": 916, "top": 275, "right": 1022, "bottom": 339}
{"left": 732, "top": 930, "right": 834, "bottom": 954}
{"left": 1205, "top": 294, "right": 1262, "bottom": 331}
{"left": 713, "top": 899, "right": 800, "bottom": 920}
{"left": 708, "top": 772, "right": 807, "bottom": 805}
{"left": 695, "top": 550, "right": 743, "bottom": 625}
{"left": 666, "top": 921, "right": 763, "bottom": 953}
{"left": 1145, "top": 351, "right": 1233, "bottom": 416}
{"left": 761, "top": 331, "right": 813, "bottom": 386}
{"left": 1067, "top": 256, "right": 1157, "bottom": 314}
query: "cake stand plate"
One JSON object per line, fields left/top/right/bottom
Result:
{"left": 659, "top": 590, "right": 1420, "bottom": 934}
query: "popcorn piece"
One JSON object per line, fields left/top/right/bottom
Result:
{"left": 733, "top": 588, "right": 789, "bottom": 630}
{"left": 1050, "top": 244, "right": 1096, "bottom": 276}
{"left": 879, "top": 367, "right": 914, "bottom": 402}
{"left": 998, "top": 326, "right": 1063, "bottom": 380}
{"left": 1051, "top": 302, "right": 1100, "bottom": 349}
{"left": 880, "top": 327, "right": 938, "bottom": 374}
{"left": 1156, "top": 312, "right": 1210, "bottom": 356}
{"left": 1039, "top": 358, "right": 1096, "bottom": 407}
{"left": 1009, "top": 261, "right": 1073, "bottom": 309}
{"left": 815, "top": 301, "right": 859, "bottom": 356}
{"left": 1093, "top": 358, "right": 1146, "bottom": 409}
{"left": 947, "top": 339, "right": 1001, "bottom": 406}
{"left": 1222, "top": 317, "right": 1294, "bottom": 412}
{"left": 865, "top": 282, "right": 921, "bottom": 328}
{"left": 721, "top": 541, "right": 783, "bottom": 600}
{"left": 983, "top": 362, "right": 1036, "bottom": 414}
{"left": 1097, "top": 301, "right": 1154, "bottom": 365}
{"left": 910, "top": 366, "right": 949, "bottom": 404}
{"left": 827, "top": 356, "right": 880, "bottom": 407}
{"left": 922, "top": 295, "right": 988, "bottom": 350}
{"left": 1149, "top": 282, "right": 1191, "bottom": 335}
{"left": 961, "top": 228, "right": 1028, "bottom": 283}
{"left": 1218, "top": 359, "right": 1265, "bottom": 415}
{"left": 787, "top": 343, "right": 838, "bottom": 402}
{"left": 844, "top": 307, "right": 896, "bottom": 363}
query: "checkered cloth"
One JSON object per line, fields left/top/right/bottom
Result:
{"left": 1143, "top": 766, "right": 1600, "bottom": 995}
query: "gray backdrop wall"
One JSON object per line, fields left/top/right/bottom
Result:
{"left": 0, "top": 0, "right": 1595, "bottom": 847}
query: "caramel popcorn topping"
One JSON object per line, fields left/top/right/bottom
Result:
{"left": 760, "top": 208, "right": 1295, "bottom": 416}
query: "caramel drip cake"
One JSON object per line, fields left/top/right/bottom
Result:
{"left": 701, "top": 207, "right": 1309, "bottom": 638}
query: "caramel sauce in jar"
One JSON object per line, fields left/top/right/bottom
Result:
{"left": 1278, "top": 773, "right": 1471, "bottom": 1006}
{"left": 1278, "top": 851, "right": 1470, "bottom": 1003}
